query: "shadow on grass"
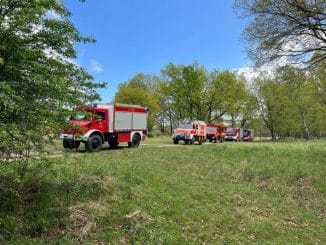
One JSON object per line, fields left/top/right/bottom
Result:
{"left": 0, "top": 173, "right": 115, "bottom": 242}
{"left": 65, "top": 144, "right": 132, "bottom": 154}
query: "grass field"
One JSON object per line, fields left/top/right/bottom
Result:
{"left": 1, "top": 137, "right": 326, "bottom": 244}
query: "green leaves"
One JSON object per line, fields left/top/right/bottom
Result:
{"left": 0, "top": 0, "right": 105, "bottom": 180}
{"left": 161, "top": 63, "right": 253, "bottom": 124}
{"left": 254, "top": 65, "right": 326, "bottom": 139}
{"left": 115, "top": 73, "right": 160, "bottom": 130}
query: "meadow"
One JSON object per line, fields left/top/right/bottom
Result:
{"left": 1, "top": 137, "right": 325, "bottom": 244}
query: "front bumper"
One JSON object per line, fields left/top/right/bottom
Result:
{"left": 207, "top": 134, "right": 217, "bottom": 140}
{"left": 172, "top": 133, "right": 193, "bottom": 140}
{"left": 60, "top": 134, "right": 87, "bottom": 141}
{"left": 224, "top": 136, "right": 237, "bottom": 140}
{"left": 243, "top": 137, "right": 253, "bottom": 141}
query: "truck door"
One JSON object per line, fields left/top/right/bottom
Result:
{"left": 92, "top": 110, "right": 108, "bottom": 132}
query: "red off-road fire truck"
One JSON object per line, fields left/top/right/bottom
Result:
{"left": 172, "top": 120, "right": 207, "bottom": 145}
{"left": 60, "top": 103, "right": 148, "bottom": 152}
{"left": 206, "top": 124, "right": 227, "bottom": 143}
{"left": 224, "top": 126, "right": 243, "bottom": 142}
{"left": 242, "top": 129, "right": 254, "bottom": 141}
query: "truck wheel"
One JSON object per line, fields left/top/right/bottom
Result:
{"left": 189, "top": 137, "right": 195, "bottom": 145}
{"left": 197, "top": 137, "right": 202, "bottom": 145}
{"left": 85, "top": 135, "right": 102, "bottom": 152}
{"left": 128, "top": 134, "right": 141, "bottom": 148}
{"left": 173, "top": 139, "right": 179, "bottom": 144}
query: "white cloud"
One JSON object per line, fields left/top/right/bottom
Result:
{"left": 235, "top": 65, "right": 275, "bottom": 83}
{"left": 89, "top": 59, "right": 103, "bottom": 73}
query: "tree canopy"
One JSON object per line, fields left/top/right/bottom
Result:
{"left": 114, "top": 73, "right": 159, "bottom": 130}
{"left": 0, "top": 0, "right": 105, "bottom": 173}
{"left": 234, "top": 0, "right": 326, "bottom": 66}
{"left": 114, "top": 61, "right": 325, "bottom": 139}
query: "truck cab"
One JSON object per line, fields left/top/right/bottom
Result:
{"left": 224, "top": 126, "right": 243, "bottom": 142}
{"left": 206, "top": 124, "right": 226, "bottom": 143}
{"left": 172, "top": 120, "right": 206, "bottom": 145}
{"left": 242, "top": 129, "right": 254, "bottom": 141}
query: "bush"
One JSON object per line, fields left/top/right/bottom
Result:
{"left": 147, "top": 131, "right": 154, "bottom": 138}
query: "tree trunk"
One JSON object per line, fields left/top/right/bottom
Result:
{"left": 300, "top": 108, "right": 310, "bottom": 139}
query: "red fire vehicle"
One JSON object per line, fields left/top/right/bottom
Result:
{"left": 60, "top": 103, "right": 148, "bottom": 152}
{"left": 224, "top": 126, "right": 243, "bottom": 142}
{"left": 206, "top": 124, "right": 227, "bottom": 143}
{"left": 172, "top": 120, "right": 206, "bottom": 145}
{"left": 242, "top": 129, "right": 254, "bottom": 141}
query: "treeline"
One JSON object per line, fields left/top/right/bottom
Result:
{"left": 115, "top": 62, "right": 326, "bottom": 140}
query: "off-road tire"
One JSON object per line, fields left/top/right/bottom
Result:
{"left": 128, "top": 134, "right": 141, "bottom": 148}
{"left": 189, "top": 137, "right": 195, "bottom": 145}
{"left": 85, "top": 135, "right": 102, "bottom": 152}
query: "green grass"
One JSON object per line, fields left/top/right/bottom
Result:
{"left": 1, "top": 137, "right": 326, "bottom": 244}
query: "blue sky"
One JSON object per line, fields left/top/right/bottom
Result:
{"left": 65, "top": 0, "right": 250, "bottom": 102}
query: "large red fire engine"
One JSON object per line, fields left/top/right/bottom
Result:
{"left": 60, "top": 103, "right": 148, "bottom": 152}
{"left": 206, "top": 124, "right": 227, "bottom": 143}
{"left": 224, "top": 126, "right": 243, "bottom": 142}
{"left": 172, "top": 120, "right": 206, "bottom": 145}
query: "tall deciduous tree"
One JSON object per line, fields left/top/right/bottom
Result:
{"left": 154, "top": 81, "right": 177, "bottom": 134}
{"left": 114, "top": 73, "right": 159, "bottom": 130}
{"left": 161, "top": 62, "right": 207, "bottom": 121}
{"left": 255, "top": 78, "right": 287, "bottom": 140}
{"left": 0, "top": 1, "right": 105, "bottom": 178}
{"left": 206, "top": 71, "right": 251, "bottom": 125}
{"left": 254, "top": 64, "right": 326, "bottom": 139}
{"left": 234, "top": 0, "right": 326, "bottom": 66}
{"left": 279, "top": 66, "right": 326, "bottom": 138}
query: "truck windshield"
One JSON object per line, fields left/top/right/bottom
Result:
{"left": 226, "top": 127, "right": 237, "bottom": 133}
{"left": 72, "top": 110, "right": 93, "bottom": 121}
{"left": 178, "top": 123, "right": 193, "bottom": 129}
{"left": 207, "top": 126, "right": 217, "bottom": 132}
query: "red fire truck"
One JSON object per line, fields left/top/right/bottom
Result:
{"left": 172, "top": 120, "right": 206, "bottom": 145}
{"left": 242, "top": 129, "right": 254, "bottom": 141}
{"left": 60, "top": 103, "right": 148, "bottom": 152}
{"left": 224, "top": 126, "right": 243, "bottom": 142}
{"left": 206, "top": 124, "right": 227, "bottom": 143}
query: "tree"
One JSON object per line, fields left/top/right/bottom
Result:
{"left": 205, "top": 70, "right": 252, "bottom": 125}
{"left": 254, "top": 78, "right": 288, "bottom": 140}
{"left": 114, "top": 73, "right": 159, "bottom": 130}
{"left": 161, "top": 62, "right": 207, "bottom": 121}
{"left": 253, "top": 64, "right": 326, "bottom": 139}
{"left": 234, "top": 0, "right": 326, "bottom": 66}
{"left": 154, "top": 81, "right": 178, "bottom": 134}
{"left": 279, "top": 65, "right": 326, "bottom": 138}
{"left": 312, "top": 61, "right": 326, "bottom": 137}
{"left": 0, "top": 0, "right": 104, "bottom": 191}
